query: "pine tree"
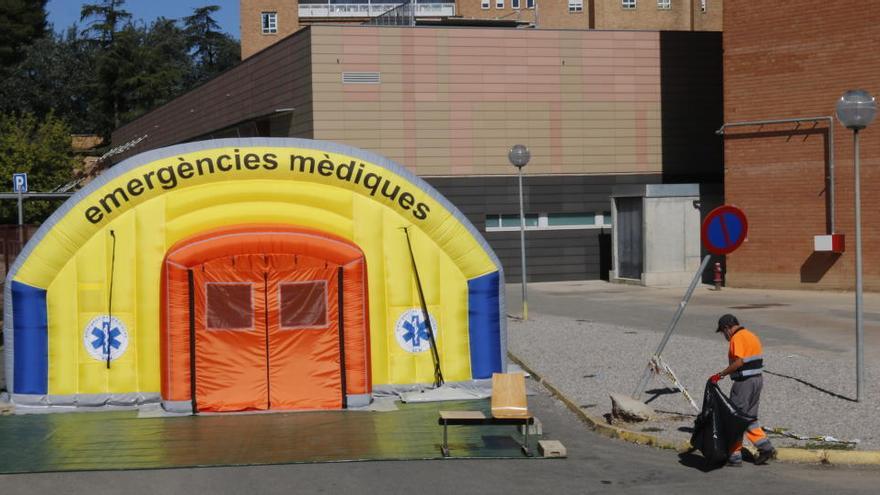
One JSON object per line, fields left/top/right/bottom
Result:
{"left": 0, "top": 0, "right": 49, "bottom": 67}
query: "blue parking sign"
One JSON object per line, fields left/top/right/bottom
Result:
{"left": 13, "top": 173, "right": 28, "bottom": 193}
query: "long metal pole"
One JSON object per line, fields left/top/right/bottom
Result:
{"left": 633, "top": 254, "right": 712, "bottom": 399}
{"left": 17, "top": 189, "right": 23, "bottom": 245}
{"left": 854, "top": 129, "right": 863, "bottom": 402}
{"left": 518, "top": 166, "right": 528, "bottom": 320}
{"left": 829, "top": 121, "right": 835, "bottom": 233}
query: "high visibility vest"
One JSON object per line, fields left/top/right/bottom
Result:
{"left": 728, "top": 328, "right": 763, "bottom": 380}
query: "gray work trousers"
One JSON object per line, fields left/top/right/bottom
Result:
{"left": 729, "top": 374, "right": 772, "bottom": 456}
{"left": 730, "top": 374, "right": 763, "bottom": 417}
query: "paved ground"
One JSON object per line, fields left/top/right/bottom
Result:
{"left": 2, "top": 379, "right": 879, "bottom": 495}
{"left": 506, "top": 281, "right": 880, "bottom": 449}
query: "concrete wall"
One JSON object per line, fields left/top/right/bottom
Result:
{"left": 610, "top": 184, "right": 700, "bottom": 287}
{"left": 642, "top": 195, "right": 701, "bottom": 286}
{"left": 723, "top": 0, "right": 880, "bottom": 290}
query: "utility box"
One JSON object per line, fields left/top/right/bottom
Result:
{"left": 610, "top": 184, "right": 701, "bottom": 287}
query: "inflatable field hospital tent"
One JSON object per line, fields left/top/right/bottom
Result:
{"left": 3, "top": 138, "right": 505, "bottom": 413}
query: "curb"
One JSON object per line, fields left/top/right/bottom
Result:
{"left": 508, "top": 352, "right": 880, "bottom": 467}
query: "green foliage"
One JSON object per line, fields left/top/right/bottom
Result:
{"left": 0, "top": 28, "right": 98, "bottom": 133}
{"left": 0, "top": 4, "right": 241, "bottom": 220}
{"left": 0, "top": 112, "right": 75, "bottom": 223}
{"left": 0, "top": 0, "right": 49, "bottom": 67}
{"left": 80, "top": 0, "right": 131, "bottom": 47}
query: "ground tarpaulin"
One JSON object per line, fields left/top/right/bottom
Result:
{"left": 0, "top": 399, "right": 539, "bottom": 474}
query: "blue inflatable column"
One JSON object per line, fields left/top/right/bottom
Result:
{"left": 467, "top": 271, "right": 502, "bottom": 379}
{"left": 12, "top": 281, "right": 48, "bottom": 394}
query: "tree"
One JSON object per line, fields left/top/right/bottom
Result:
{"left": 0, "top": 28, "right": 98, "bottom": 133}
{"left": 184, "top": 5, "right": 240, "bottom": 85}
{"left": 0, "top": 112, "right": 76, "bottom": 223}
{"left": 80, "top": 0, "right": 131, "bottom": 47}
{"left": 118, "top": 18, "right": 191, "bottom": 123}
{"left": 0, "top": 0, "right": 48, "bottom": 67}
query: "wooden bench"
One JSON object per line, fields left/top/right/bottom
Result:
{"left": 438, "top": 373, "right": 534, "bottom": 457}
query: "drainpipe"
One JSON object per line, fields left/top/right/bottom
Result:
{"left": 716, "top": 116, "right": 836, "bottom": 234}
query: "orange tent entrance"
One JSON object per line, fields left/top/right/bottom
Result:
{"left": 160, "top": 225, "right": 370, "bottom": 413}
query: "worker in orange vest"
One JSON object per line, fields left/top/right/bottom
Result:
{"left": 709, "top": 314, "right": 777, "bottom": 467}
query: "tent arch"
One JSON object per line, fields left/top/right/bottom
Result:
{"left": 3, "top": 138, "right": 505, "bottom": 408}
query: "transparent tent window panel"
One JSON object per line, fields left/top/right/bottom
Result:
{"left": 207, "top": 283, "right": 254, "bottom": 330}
{"left": 280, "top": 281, "right": 328, "bottom": 329}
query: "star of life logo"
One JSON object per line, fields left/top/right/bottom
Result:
{"left": 394, "top": 309, "right": 439, "bottom": 354}
{"left": 82, "top": 315, "right": 129, "bottom": 362}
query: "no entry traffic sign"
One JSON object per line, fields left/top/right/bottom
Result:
{"left": 701, "top": 205, "right": 748, "bottom": 255}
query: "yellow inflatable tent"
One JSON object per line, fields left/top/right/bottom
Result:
{"left": 3, "top": 138, "right": 505, "bottom": 412}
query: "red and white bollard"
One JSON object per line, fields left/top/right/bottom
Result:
{"left": 713, "top": 262, "right": 723, "bottom": 290}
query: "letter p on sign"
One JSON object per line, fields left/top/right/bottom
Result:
{"left": 13, "top": 173, "right": 28, "bottom": 193}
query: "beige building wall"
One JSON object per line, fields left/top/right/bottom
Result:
{"left": 240, "top": 2, "right": 721, "bottom": 60}
{"left": 594, "top": 0, "right": 721, "bottom": 31}
{"left": 457, "top": 0, "right": 586, "bottom": 29}
{"left": 456, "top": 1, "right": 721, "bottom": 31}
{"left": 310, "top": 25, "right": 662, "bottom": 176}
{"left": 241, "top": 0, "right": 301, "bottom": 59}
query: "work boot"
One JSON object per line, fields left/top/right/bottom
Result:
{"left": 754, "top": 447, "right": 777, "bottom": 465}
{"left": 726, "top": 453, "right": 743, "bottom": 468}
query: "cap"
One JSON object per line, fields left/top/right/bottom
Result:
{"left": 716, "top": 313, "right": 739, "bottom": 333}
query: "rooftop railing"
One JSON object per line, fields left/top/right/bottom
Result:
{"left": 299, "top": 2, "right": 455, "bottom": 18}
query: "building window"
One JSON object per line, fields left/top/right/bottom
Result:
{"left": 657, "top": 0, "right": 671, "bottom": 9}
{"left": 485, "top": 212, "right": 611, "bottom": 232}
{"left": 527, "top": 0, "right": 535, "bottom": 9}
{"left": 512, "top": 0, "right": 521, "bottom": 9}
{"left": 496, "top": 0, "right": 505, "bottom": 8}
{"left": 261, "top": 12, "right": 277, "bottom": 34}
{"left": 569, "top": 0, "right": 584, "bottom": 12}
{"left": 482, "top": 0, "right": 490, "bottom": 9}
{"left": 622, "top": 0, "right": 637, "bottom": 9}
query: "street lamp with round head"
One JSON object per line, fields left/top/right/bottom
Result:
{"left": 508, "top": 144, "right": 531, "bottom": 169}
{"left": 836, "top": 89, "right": 875, "bottom": 402}
{"left": 836, "top": 90, "right": 876, "bottom": 130}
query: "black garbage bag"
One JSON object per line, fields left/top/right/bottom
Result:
{"left": 689, "top": 381, "right": 756, "bottom": 467}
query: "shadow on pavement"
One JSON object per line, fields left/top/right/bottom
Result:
{"left": 644, "top": 387, "right": 678, "bottom": 405}
{"left": 764, "top": 370, "right": 856, "bottom": 402}
{"left": 677, "top": 451, "right": 719, "bottom": 473}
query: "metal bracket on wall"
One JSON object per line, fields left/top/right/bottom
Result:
{"left": 715, "top": 116, "right": 836, "bottom": 234}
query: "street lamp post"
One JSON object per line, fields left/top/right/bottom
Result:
{"left": 508, "top": 144, "right": 531, "bottom": 320}
{"left": 836, "top": 89, "right": 876, "bottom": 403}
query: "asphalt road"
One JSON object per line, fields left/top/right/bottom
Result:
{"left": 507, "top": 281, "right": 880, "bottom": 355}
{"left": 2, "top": 381, "right": 878, "bottom": 495}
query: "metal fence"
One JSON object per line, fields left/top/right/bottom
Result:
{"left": 0, "top": 224, "right": 36, "bottom": 278}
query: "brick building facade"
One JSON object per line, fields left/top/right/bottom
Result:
{"left": 241, "top": 1, "right": 722, "bottom": 59}
{"left": 722, "top": 0, "right": 879, "bottom": 290}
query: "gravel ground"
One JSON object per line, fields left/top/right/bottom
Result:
{"left": 509, "top": 313, "right": 880, "bottom": 450}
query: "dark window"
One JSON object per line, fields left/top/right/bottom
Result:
{"left": 206, "top": 283, "right": 253, "bottom": 330}
{"left": 280, "top": 281, "right": 328, "bottom": 329}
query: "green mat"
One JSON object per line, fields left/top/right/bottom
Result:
{"left": 0, "top": 399, "right": 539, "bottom": 474}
